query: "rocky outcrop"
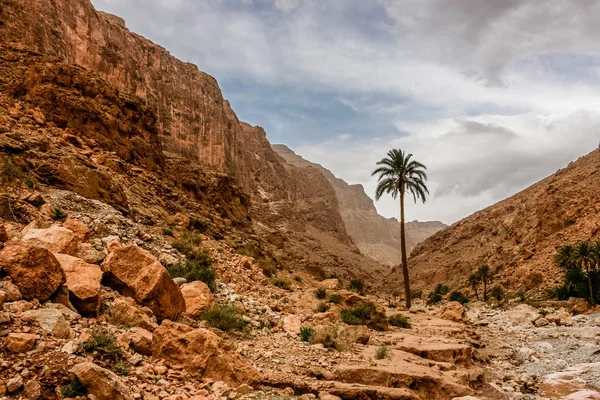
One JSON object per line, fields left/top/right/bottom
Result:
{"left": 22, "top": 225, "right": 79, "bottom": 256}
{"left": 410, "top": 148, "right": 600, "bottom": 293}
{"left": 102, "top": 245, "right": 185, "bottom": 320}
{"left": 152, "top": 320, "right": 260, "bottom": 386}
{"left": 54, "top": 253, "right": 102, "bottom": 316}
{"left": 272, "top": 145, "right": 446, "bottom": 265}
{"left": 0, "top": 241, "right": 65, "bottom": 302}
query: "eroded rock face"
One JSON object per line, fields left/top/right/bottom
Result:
{"left": 0, "top": 241, "right": 65, "bottom": 302}
{"left": 102, "top": 245, "right": 185, "bottom": 320}
{"left": 152, "top": 320, "right": 260, "bottom": 386}
{"left": 180, "top": 281, "right": 215, "bottom": 317}
{"left": 54, "top": 253, "right": 102, "bottom": 316}
{"left": 22, "top": 225, "right": 79, "bottom": 256}
{"left": 72, "top": 362, "right": 133, "bottom": 400}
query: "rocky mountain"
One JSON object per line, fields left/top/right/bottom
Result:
{"left": 0, "top": 0, "right": 396, "bottom": 284}
{"left": 410, "top": 148, "right": 600, "bottom": 295}
{"left": 272, "top": 145, "right": 446, "bottom": 266}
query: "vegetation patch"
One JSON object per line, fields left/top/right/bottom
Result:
{"left": 328, "top": 293, "right": 343, "bottom": 304}
{"left": 299, "top": 327, "right": 314, "bottom": 342}
{"left": 81, "top": 328, "right": 124, "bottom": 360}
{"left": 427, "top": 284, "right": 449, "bottom": 305}
{"left": 316, "top": 302, "right": 330, "bottom": 313}
{"left": 199, "top": 305, "right": 246, "bottom": 333}
{"left": 449, "top": 290, "right": 469, "bottom": 304}
{"left": 490, "top": 285, "right": 505, "bottom": 301}
{"left": 348, "top": 279, "right": 365, "bottom": 295}
{"left": 235, "top": 243, "right": 262, "bottom": 259}
{"left": 388, "top": 314, "right": 411, "bottom": 328}
{"left": 341, "top": 301, "right": 388, "bottom": 331}
{"left": 315, "top": 288, "right": 327, "bottom": 299}
{"left": 52, "top": 207, "right": 68, "bottom": 222}
{"left": 259, "top": 259, "right": 277, "bottom": 277}
{"left": 113, "top": 362, "right": 130, "bottom": 376}
{"left": 375, "top": 345, "right": 391, "bottom": 360}
{"left": 167, "top": 259, "right": 216, "bottom": 292}
{"left": 273, "top": 279, "right": 292, "bottom": 291}
{"left": 61, "top": 377, "right": 86, "bottom": 398}
{"left": 553, "top": 242, "right": 600, "bottom": 304}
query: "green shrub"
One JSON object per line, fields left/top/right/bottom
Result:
{"left": 310, "top": 326, "right": 341, "bottom": 350}
{"left": 61, "top": 377, "right": 86, "bottom": 398}
{"left": 328, "top": 293, "right": 343, "bottom": 304}
{"left": 375, "top": 346, "right": 390, "bottom": 360}
{"left": 449, "top": 291, "right": 469, "bottom": 304}
{"left": 388, "top": 314, "right": 411, "bottom": 328}
{"left": 341, "top": 309, "right": 363, "bottom": 325}
{"left": 81, "top": 328, "right": 124, "bottom": 360}
{"left": 162, "top": 227, "right": 174, "bottom": 237}
{"left": 315, "top": 288, "right": 327, "bottom": 299}
{"left": 515, "top": 290, "right": 526, "bottom": 302}
{"left": 258, "top": 259, "right": 277, "bottom": 277}
{"left": 273, "top": 279, "right": 292, "bottom": 291}
{"left": 167, "top": 259, "right": 216, "bottom": 292}
{"left": 294, "top": 275, "right": 303, "bottom": 283}
{"left": 348, "top": 279, "right": 365, "bottom": 295}
{"left": 490, "top": 285, "right": 505, "bottom": 301}
{"left": 299, "top": 327, "right": 314, "bottom": 342}
{"left": 23, "top": 176, "right": 37, "bottom": 189}
{"left": 341, "top": 301, "right": 387, "bottom": 330}
{"left": 316, "top": 302, "right": 330, "bottom": 313}
{"left": 172, "top": 231, "right": 206, "bottom": 261}
{"left": 327, "top": 273, "right": 339, "bottom": 279}
{"left": 427, "top": 292, "right": 443, "bottom": 305}
{"left": 435, "top": 284, "right": 450, "bottom": 295}
{"left": 411, "top": 289, "right": 423, "bottom": 299}
{"left": 199, "top": 305, "right": 246, "bottom": 332}
{"left": 52, "top": 207, "right": 68, "bottom": 222}
{"left": 113, "top": 362, "right": 130, "bottom": 376}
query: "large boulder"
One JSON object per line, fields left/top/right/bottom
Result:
{"left": 21, "top": 308, "right": 71, "bottom": 339}
{"left": 54, "top": 253, "right": 102, "bottom": 316}
{"left": 6, "top": 333, "right": 36, "bottom": 353}
{"left": 102, "top": 245, "right": 185, "bottom": 320}
{"left": 152, "top": 320, "right": 260, "bottom": 386}
{"left": 71, "top": 362, "right": 133, "bottom": 400}
{"left": 180, "top": 281, "right": 215, "bottom": 316}
{"left": 437, "top": 302, "right": 468, "bottom": 323}
{"left": 62, "top": 218, "right": 91, "bottom": 242}
{"left": 106, "top": 297, "right": 158, "bottom": 332}
{"left": 0, "top": 241, "right": 65, "bottom": 302}
{"left": 22, "top": 225, "right": 79, "bottom": 256}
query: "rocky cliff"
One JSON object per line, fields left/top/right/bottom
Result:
{"left": 272, "top": 145, "right": 446, "bottom": 266}
{"left": 410, "top": 148, "right": 600, "bottom": 294}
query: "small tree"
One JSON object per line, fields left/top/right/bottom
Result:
{"left": 469, "top": 273, "right": 480, "bottom": 301}
{"left": 575, "top": 242, "right": 596, "bottom": 305}
{"left": 478, "top": 264, "right": 492, "bottom": 301}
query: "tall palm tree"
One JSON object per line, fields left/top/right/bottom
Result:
{"left": 469, "top": 273, "right": 481, "bottom": 301}
{"left": 574, "top": 242, "right": 596, "bottom": 304}
{"left": 372, "top": 149, "right": 429, "bottom": 309}
{"left": 478, "top": 264, "right": 492, "bottom": 301}
{"left": 555, "top": 244, "right": 576, "bottom": 270}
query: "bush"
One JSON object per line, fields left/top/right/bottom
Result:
{"left": 375, "top": 346, "right": 390, "bottom": 360}
{"left": 327, "top": 273, "right": 338, "bottom": 279}
{"left": 52, "top": 207, "right": 68, "bottom": 222}
{"left": 490, "top": 285, "right": 505, "bottom": 301}
{"left": 24, "top": 176, "right": 37, "bottom": 189}
{"left": 315, "top": 288, "right": 327, "bottom": 299}
{"left": 199, "top": 305, "right": 246, "bottom": 333}
{"left": 310, "top": 326, "right": 341, "bottom": 350}
{"left": 434, "top": 284, "right": 450, "bottom": 295}
{"left": 449, "top": 291, "right": 469, "bottom": 304}
{"left": 299, "top": 327, "right": 314, "bottom": 342}
{"left": 61, "top": 377, "right": 86, "bottom": 398}
{"left": 81, "top": 328, "right": 124, "bottom": 360}
{"left": 550, "top": 285, "right": 570, "bottom": 301}
{"left": 172, "top": 231, "right": 206, "bottom": 261}
{"left": 328, "top": 293, "right": 343, "bottom": 304}
{"left": 167, "top": 259, "right": 216, "bottom": 292}
{"left": 273, "top": 279, "right": 292, "bottom": 291}
{"left": 411, "top": 289, "right": 423, "bottom": 299}
{"left": 316, "top": 302, "right": 330, "bottom": 313}
{"left": 258, "top": 259, "right": 277, "bottom": 277}
{"left": 515, "top": 290, "right": 526, "bottom": 302}
{"left": 294, "top": 275, "right": 303, "bottom": 283}
{"left": 113, "top": 362, "right": 130, "bottom": 376}
{"left": 341, "top": 301, "right": 388, "bottom": 331}
{"left": 235, "top": 243, "right": 262, "bottom": 259}
{"left": 162, "top": 227, "right": 174, "bottom": 237}
{"left": 348, "top": 279, "right": 365, "bottom": 295}
{"left": 341, "top": 309, "right": 363, "bottom": 326}
{"left": 427, "top": 292, "right": 443, "bottom": 305}
{"left": 388, "top": 314, "right": 411, "bottom": 328}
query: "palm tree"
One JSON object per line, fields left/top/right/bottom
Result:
{"left": 372, "top": 149, "right": 429, "bottom": 309}
{"left": 478, "top": 264, "right": 492, "bottom": 301}
{"left": 555, "top": 244, "right": 576, "bottom": 270}
{"left": 574, "top": 242, "right": 596, "bottom": 304}
{"left": 469, "top": 273, "right": 481, "bottom": 301}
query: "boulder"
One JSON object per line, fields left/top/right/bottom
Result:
{"left": 128, "top": 327, "right": 153, "bottom": 356}
{"left": 282, "top": 315, "right": 302, "bottom": 334}
{"left": 547, "top": 311, "right": 572, "bottom": 326}
{"left": 6, "top": 333, "right": 36, "bottom": 353}
{"left": 337, "top": 325, "right": 371, "bottom": 348}
{"left": 0, "top": 280, "right": 21, "bottom": 301}
{"left": 22, "top": 225, "right": 79, "bottom": 256}
{"left": 437, "top": 302, "right": 468, "bottom": 323}
{"left": 21, "top": 308, "right": 71, "bottom": 339}
{"left": 568, "top": 297, "right": 590, "bottom": 315}
{"left": 0, "top": 241, "right": 65, "bottom": 302}
{"left": 63, "top": 218, "right": 91, "bottom": 242}
{"left": 152, "top": 320, "right": 260, "bottom": 386}
{"left": 534, "top": 317, "right": 550, "bottom": 327}
{"left": 106, "top": 297, "right": 158, "bottom": 332}
{"left": 6, "top": 374, "right": 23, "bottom": 393}
{"left": 318, "top": 279, "right": 339, "bottom": 289}
{"left": 72, "top": 362, "right": 133, "bottom": 400}
{"left": 180, "top": 281, "right": 215, "bottom": 316}
{"left": 54, "top": 253, "right": 102, "bottom": 316}
{"left": 505, "top": 304, "right": 539, "bottom": 326}
{"left": 102, "top": 245, "right": 185, "bottom": 320}
{"left": 23, "top": 379, "right": 42, "bottom": 400}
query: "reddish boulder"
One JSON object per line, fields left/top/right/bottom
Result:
{"left": 22, "top": 225, "right": 79, "bottom": 256}
{"left": 72, "top": 362, "right": 133, "bottom": 400}
{"left": 152, "top": 320, "right": 260, "bottom": 386}
{"left": 437, "top": 302, "right": 468, "bottom": 323}
{"left": 180, "top": 281, "right": 215, "bottom": 317}
{"left": 0, "top": 241, "right": 65, "bottom": 302}
{"left": 54, "top": 253, "right": 102, "bottom": 316}
{"left": 63, "top": 218, "right": 91, "bottom": 242}
{"left": 6, "top": 333, "right": 36, "bottom": 353}
{"left": 102, "top": 245, "right": 185, "bottom": 320}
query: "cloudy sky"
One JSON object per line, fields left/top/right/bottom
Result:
{"left": 91, "top": 0, "right": 600, "bottom": 225}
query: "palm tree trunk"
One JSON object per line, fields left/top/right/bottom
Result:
{"left": 587, "top": 268, "right": 595, "bottom": 305}
{"left": 472, "top": 284, "right": 479, "bottom": 300}
{"left": 400, "top": 189, "right": 411, "bottom": 309}
{"left": 483, "top": 279, "right": 487, "bottom": 302}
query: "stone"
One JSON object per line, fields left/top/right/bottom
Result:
{"left": 173, "top": 277, "right": 187, "bottom": 286}
{"left": 106, "top": 297, "right": 158, "bottom": 332}
{"left": 318, "top": 392, "right": 341, "bottom": 400}
{"left": 22, "top": 225, "right": 79, "bottom": 256}
{"left": 437, "top": 301, "right": 468, "bottom": 323}
{"left": 180, "top": 281, "right": 215, "bottom": 316}
{"left": 237, "top": 384, "right": 253, "bottom": 395}
{"left": 0, "top": 311, "right": 10, "bottom": 324}
{"left": 547, "top": 312, "right": 571, "bottom": 325}
{"left": 0, "top": 241, "right": 65, "bottom": 302}
{"left": 6, "top": 374, "right": 23, "bottom": 393}
{"left": 505, "top": 304, "right": 540, "bottom": 326}
{"left": 25, "top": 193, "right": 45, "bottom": 207}
{"left": 568, "top": 297, "right": 590, "bottom": 314}
{"left": 23, "top": 379, "right": 42, "bottom": 399}
{"left": 63, "top": 218, "right": 91, "bottom": 241}
{"left": 337, "top": 325, "right": 371, "bottom": 348}
{"left": 152, "top": 320, "right": 260, "bottom": 386}
{"left": 54, "top": 253, "right": 102, "bottom": 316}
{"left": 72, "top": 362, "right": 133, "bottom": 400}
{"left": 6, "top": 333, "right": 36, "bottom": 353}
{"left": 318, "top": 279, "right": 339, "bottom": 289}
{"left": 21, "top": 309, "right": 71, "bottom": 339}
{"left": 282, "top": 315, "right": 302, "bottom": 334}
{"left": 0, "top": 280, "right": 22, "bottom": 301}
{"left": 282, "top": 387, "right": 295, "bottom": 396}
{"left": 129, "top": 327, "right": 153, "bottom": 356}
{"left": 102, "top": 245, "right": 185, "bottom": 320}
{"left": 534, "top": 317, "right": 550, "bottom": 327}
